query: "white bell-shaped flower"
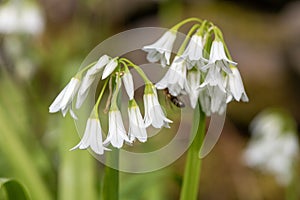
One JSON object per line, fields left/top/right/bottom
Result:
{"left": 70, "top": 117, "right": 109, "bottom": 155}
{"left": 143, "top": 30, "right": 177, "bottom": 67}
{"left": 76, "top": 55, "right": 111, "bottom": 108}
{"left": 49, "top": 77, "right": 81, "bottom": 119}
{"left": 102, "top": 57, "right": 118, "bottom": 79}
{"left": 122, "top": 69, "right": 134, "bottom": 100}
{"left": 156, "top": 56, "right": 187, "bottom": 96}
{"left": 128, "top": 99, "right": 147, "bottom": 142}
{"left": 182, "top": 34, "right": 208, "bottom": 69}
{"left": 227, "top": 67, "right": 249, "bottom": 102}
{"left": 103, "top": 109, "right": 130, "bottom": 148}
{"left": 144, "top": 84, "right": 172, "bottom": 128}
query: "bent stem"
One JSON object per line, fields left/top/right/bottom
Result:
{"left": 180, "top": 101, "right": 206, "bottom": 200}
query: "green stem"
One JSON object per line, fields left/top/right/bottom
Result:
{"left": 102, "top": 150, "right": 119, "bottom": 200}
{"left": 120, "top": 58, "right": 151, "bottom": 84}
{"left": 171, "top": 17, "right": 203, "bottom": 31}
{"left": 177, "top": 24, "right": 201, "bottom": 55}
{"left": 101, "top": 77, "right": 121, "bottom": 200}
{"left": 76, "top": 61, "right": 97, "bottom": 77}
{"left": 93, "top": 78, "right": 109, "bottom": 117}
{"left": 180, "top": 101, "right": 206, "bottom": 200}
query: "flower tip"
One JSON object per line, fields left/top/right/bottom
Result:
{"left": 69, "top": 145, "right": 79, "bottom": 151}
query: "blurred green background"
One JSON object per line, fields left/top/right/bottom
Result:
{"left": 0, "top": 0, "right": 300, "bottom": 199}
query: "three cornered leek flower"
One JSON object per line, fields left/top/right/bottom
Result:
{"left": 70, "top": 110, "right": 109, "bottom": 155}
{"left": 143, "top": 30, "right": 177, "bottom": 67}
{"left": 144, "top": 83, "right": 172, "bottom": 128}
{"left": 128, "top": 99, "right": 147, "bottom": 142}
{"left": 49, "top": 77, "right": 81, "bottom": 119}
{"left": 181, "top": 33, "right": 207, "bottom": 69}
{"left": 103, "top": 76, "right": 130, "bottom": 148}
{"left": 156, "top": 56, "right": 188, "bottom": 96}
{"left": 50, "top": 54, "right": 174, "bottom": 154}
{"left": 198, "top": 38, "right": 248, "bottom": 115}
{"left": 121, "top": 66, "right": 134, "bottom": 100}
{"left": 144, "top": 20, "right": 248, "bottom": 114}
{"left": 76, "top": 55, "right": 111, "bottom": 108}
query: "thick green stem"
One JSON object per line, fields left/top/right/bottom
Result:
{"left": 101, "top": 79, "right": 120, "bottom": 200}
{"left": 180, "top": 101, "right": 206, "bottom": 200}
{"left": 102, "top": 150, "right": 119, "bottom": 200}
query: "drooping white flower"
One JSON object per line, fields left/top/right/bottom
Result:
{"left": 143, "top": 30, "right": 177, "bottom": 67}
{"left": 70, "top": 118, "right": 109, "bottom": 155}
{"left": 102, "top": 57, "right": 118, "bottom": 79}
{"left": 182, "top": 34, "right": 208, "bottom": 69}
{"left": 200, "top": 41, "right": 235, "bottom": 89}
{"left": 186, "top": 68, "right": 201, "bottom": 108}
{"left": 200, "top": 64, "right": 227, "bottom": 93}
{"left": 144, "top": 84, "right": 172, "bottom": 128}
{"left": 206, "top": 40, "right": 237, "bottom": 68}
{"left": 226, "top": 67, "right": 249, "bottom": 102}
{"left": 103, "top": 109, "right": 130, "bottom": 148}
{"left": 207, "top": 85, "right": 227, "bottom": 115}
{"left": 243, "top": 110, "right": 299, "bottom": 186}
{"left": 156, "top": 56, "right": 187, "bottom": 96}
{"left": 49, "top": 77, "right": 81, "bottom": 119}
{"left": 128, "top": 100, "right": 147, "bottom": 142}
{"left": 76, "top": 55, "right": 111, "bottom": 108}
{"left": 122, "top": 69, "right": 134, "bottom": 100}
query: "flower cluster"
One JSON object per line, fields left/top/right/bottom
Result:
{"left": 243, "top": 109, "right": 299, "bottom": 186}
{"left": 49, "top": 55, "right": 172, "bottom": 154}
{"left": 50, "top": 18, "right": 249, "bottom": 155}
{"left": 143, "top": 19, "right": 248, "bottom": 115}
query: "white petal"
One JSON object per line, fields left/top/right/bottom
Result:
{"left": 128, "top": 106, "right": 147, "bottom": 142}
{"left": 102, "top": 57, "right": 118, "bottom": 79}
{"left": 122, "top": 72, "right": 134, "bottom": 100}
{"left": 49, "top": 78, "right": 80, "bottom": 114}
{"left": 143, "top": 30, "right": 177, "bottom": 67}
{"left": 60, "top": 78, "right": 81, "bottom": 110}
{"left": 70, "top": 118, "right": 108, "bottom": 154}
{"left": 228, "top": 67, "right": 249, "bottom": 102}
{"left": 104, "top": 110, "right": 129, "bottom": 148}
{"left": 93, "top": 55, "right": 111, "bottom": 72}
{"left": 49, "top": 85, "right": 68, "bottom": 113}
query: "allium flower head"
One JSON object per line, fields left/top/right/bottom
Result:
{"left": 49, "top": 77, "right": 81, "bottom": 119}
{"left": 144, "top": 83, "right": 172, "bottom": 128}
{"left": 143, "top": 30, "right": 177, "bottom": 67}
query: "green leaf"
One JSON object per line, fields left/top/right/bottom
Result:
{"left": 0, "top": 178, "right": 30, "bottom": 200}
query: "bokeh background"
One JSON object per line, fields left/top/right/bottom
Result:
{"left": 0, "top": 0, "right": 300, "bottom": 199}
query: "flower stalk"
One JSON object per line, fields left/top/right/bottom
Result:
{"left": 180, "top": 100, "right": 206, "bottom": 200}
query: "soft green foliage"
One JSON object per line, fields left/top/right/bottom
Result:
{"left": 0, "top": 178, "right": 30, "bottom": 200}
